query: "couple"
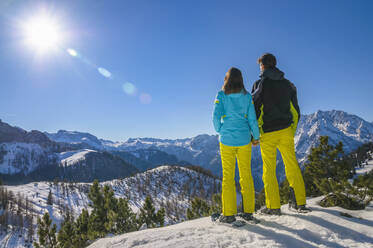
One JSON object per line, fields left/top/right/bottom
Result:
{"left": 213, "top": 53, "right": 310, "bottom": 224}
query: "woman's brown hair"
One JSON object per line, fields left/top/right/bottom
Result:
{"left": 222, "top": 67, "right": 247, "bottom": 94}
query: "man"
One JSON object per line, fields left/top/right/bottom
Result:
{"left": 251, "top": 53, "right": 311, "bottom": 215}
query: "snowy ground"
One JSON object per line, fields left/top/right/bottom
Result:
{"left": 355, "top": 159, "right": 373, "bottom": 177}
{"left": 88, "top": 197, "right": 373, "bottom": 248}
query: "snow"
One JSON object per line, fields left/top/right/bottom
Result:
{"left": 58, "top": 149, "right": 97, "bottom": 166}
{"left": 0, "top": 142, "right": 47, "bottom": 174}
{"left": 354, "top": 159, "right": 373, "bottom": 178}
{"left": 88, "top": 197, "right": 373, "bottom": 248}
{"left": 2, "top": 165, "right": 220, "bottom": 230}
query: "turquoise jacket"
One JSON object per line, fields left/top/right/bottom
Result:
{"left": 213, "top": 90, "right": 260, "bottom": 146}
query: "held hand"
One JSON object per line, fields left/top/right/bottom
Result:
{"left": 252, "top": 139, "right": 260, "bottom": 146}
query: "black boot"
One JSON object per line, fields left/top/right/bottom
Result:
{"left": 238, "top": 213, "right": 254, "bottom": 221}
{"left": 219, "top": 215, "right": 236, "bottom": 223}
{"left": 260, "top": 207, "right": 281, "bottom": 215}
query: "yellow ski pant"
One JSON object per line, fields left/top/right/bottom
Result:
{"left": 260, "top": 126, "right": 306, "bottom": 209}
{"left": 220, "top": 142, "right": 255, "bottom": 216}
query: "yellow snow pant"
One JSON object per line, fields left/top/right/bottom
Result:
{"left": 220, "top": 142, "right": 255, "bottom": 216}
{"left": 260, "top": 126, "right": 306, "bottom": 209}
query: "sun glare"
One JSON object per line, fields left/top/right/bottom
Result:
{"left": 23, "top": 15, "right": 61, "bottom": 53}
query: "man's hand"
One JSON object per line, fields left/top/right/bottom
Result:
{"left": 252, "top": 139, "right": 260, "bottom": 146}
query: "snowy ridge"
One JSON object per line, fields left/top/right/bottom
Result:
{"left": 0, "top": 143, "right": 53, "bottom": 175}
{"left": 3, "top": 165, "right": 220, "bottom": 227}
{"left": 58, "top": 149, "right": 97, "bottom": 167}
{"left": 88, "top": 197, "right": 373, "bottom": 248}
{"left": 44, "top": 130, "right": 104, "bottom": 150}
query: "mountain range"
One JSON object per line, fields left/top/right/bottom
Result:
{"left": 1, "top": 110, "right": 373, "bottom": 187}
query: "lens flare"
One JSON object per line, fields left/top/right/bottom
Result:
{"left": 139, "top": 93, "right": 152, "bottom": 104}
{"left": 122, "top": 82, "right": 137, "bottom": 95}
{"left": 66, "top": 48, "right": 78, "bottom": 57}
{"left": 98, "top": 67, "right": 112, "bottom": 78}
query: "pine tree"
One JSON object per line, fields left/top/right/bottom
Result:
{"left": 87, "top": 180, "right": 106, "bottom": 239}
{"left": 73, "top": 209, "right": 89, "bottom": 248}
{"left": 114, "top": 198, "right": 136, "bottom": 234}
{"left": 139, "top": 196, "right": 156, "bottom": 228}
{"left": 186, "top": 197, "right": 210, "bottom": 220}
{"left": 57, "top": 219, "right": 75, "bottom": 248}
{"left": 303, "top": 136, "right": 353, "bottom": 196}
{"left": 34, "top": 212, "right": 57, "bottom": 248}
{"left": 210, "top": 193, "right": 222, "bottom": 214}
{"left": 103, "top": 185, "right": 118, "bottom": 233}
{"left": 47, "top": 190, "right": 53, "bottom": 206}
{"left": 155, "top": 208, "right": 165, "bottom": 227}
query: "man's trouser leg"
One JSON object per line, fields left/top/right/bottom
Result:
{"left": 278, "top": 127, "right": 306, "bottom": 206}
{"left": 220, "top": 142, "right": 237, "bottom": 216}
{"left": 260, "top": 132, "right": 281, "bottom": 209}
{"left": 236, "top": 143, "right": 255, "bottom": 213}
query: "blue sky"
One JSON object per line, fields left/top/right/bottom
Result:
{"left": 0, "top": 0, "right": 372, "bottom": 141}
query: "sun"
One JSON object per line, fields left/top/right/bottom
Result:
{"left": 23, "top": 15, "right": 62, "bottom": 53}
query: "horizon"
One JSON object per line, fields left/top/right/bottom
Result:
{"left": 1, "top": 0, "right": 372, "bottom": 141}
{"left": 1, "top": 108, "right": 371, "bottom": 142}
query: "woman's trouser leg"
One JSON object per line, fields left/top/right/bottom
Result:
{"left": 220, "top": 142, "right": 237, "bottom": 216}
{"left": 236, "top": 143, "right": 255, "bottom": 213}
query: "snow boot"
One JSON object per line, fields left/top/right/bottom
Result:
{"left": 289, "top": 204, "right": 312, "bottom": 213}
{"left": 288, "top": 187, "right": 312, "bottom": 213}
{"left": 237, "top": 213, "right": 261, "bottom": 224}
{"left": 260, "top": 207, "right": 282, "bottom": 215}
{"left": 219, "top": 215, "right": 236, "bottom": 223}
{"left": 238, "top": 213, "right": 254, "bottom": 221}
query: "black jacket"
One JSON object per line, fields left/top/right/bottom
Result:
{"left": 251, "top": 67, "right": 300, "bottom": 133}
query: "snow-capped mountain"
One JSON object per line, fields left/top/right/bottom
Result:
{"left": 0, "top": 143, "right": 54, "bottom": 175}
{"left": 44, "top": 130, "right": 106, "bottom": 150}
{"left": 0, "top": 120, "right": 138, "bottom": 183}
{"left": 2, "top": 110, "right": 373, "bottom": 185}
{"left": 115, "top": 110, "right": 373, "bottom": 175}
{"left": 295, "top": 110, "right": 373, "bottom": 161}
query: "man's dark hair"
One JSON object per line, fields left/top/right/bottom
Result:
{"left": 257, "top": 53, "right": 277, "bottom": 68}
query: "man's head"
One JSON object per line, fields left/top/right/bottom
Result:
{"left": 257, "top": 53, "right": 277, "bottom": 71}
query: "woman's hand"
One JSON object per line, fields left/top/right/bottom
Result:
{"left": 252, "top": 139, "right": 260, "bottom": 146}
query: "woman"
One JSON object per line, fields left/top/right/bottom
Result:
{"left": 213, "top": 67, "right": 260, "bottom": 223}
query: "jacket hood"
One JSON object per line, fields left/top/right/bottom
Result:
{"left": 260, "top": 67, "right": 285, "bottom": 80}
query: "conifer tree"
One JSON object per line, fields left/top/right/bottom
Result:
{"left": 139, "top": 196, "right": 156, "bottom": 228}
{"left": 114, "top": 198, "right": 136, "bottom": 233}
{"left": 304, "top": 136, "right": 353, "bottom": 196}
{"left": 73, "top": 209, "right": 89, "bottom": 248}
{"left": 155, "top": 208, "right": 165, "bottom": 227}
{"left": 186, "top": 197, "right": 210, "bottom": 220}
{"left": 57, "top": 219, "right": 75, "bottom": 248}
{"left": 103, "top": 185, "right": 118, "bottom": 233}
{"left": 87, "top": 180, "right": 106, "bottom": 239}
{"left": 34, "top": 212, "right": 57, "bottom": 248}
{"left": 47, "top": 190, "right": 53, "bottom": 206}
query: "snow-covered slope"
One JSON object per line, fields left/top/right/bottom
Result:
{"left": 58, "top": 149, "right": 97, "bottom": 166}
{"left": 88, "top": 197, "right": 373, "bottom": 248}
{"left": 0, "top": 142, "right": 55, "bottom": 175}
{"left": 3, "top": 165, "right": 220, "bottom": 227}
